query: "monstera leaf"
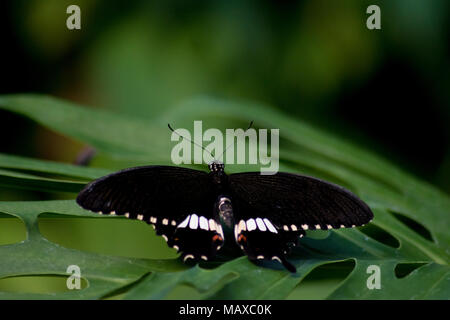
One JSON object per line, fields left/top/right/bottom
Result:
{"left": 0, "top": 94, "right": 448, "bottom": 299}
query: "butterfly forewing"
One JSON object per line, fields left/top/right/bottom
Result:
{"left": 77, "top": 166, "right": 212, "bottom": 217}
{"left": 76, "top": 165, "right": 223, "bottom": 261}
{"left": 229, "top": 172, "right": 373, "bottom": 232}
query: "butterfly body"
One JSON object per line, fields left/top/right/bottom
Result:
{"left": 76, "top": 162, "right": 373, "bottom": 272}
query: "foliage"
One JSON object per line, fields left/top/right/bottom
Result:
{"left": 0, "top": 94, "right": 448, "bottom": 299}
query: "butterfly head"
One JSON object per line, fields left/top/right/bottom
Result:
{"left": 208, "top": 161, "right": 225, "bottom": 173}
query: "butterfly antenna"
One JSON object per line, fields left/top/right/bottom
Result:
{"left": 218, "top": 121, "right": 254, "bottom": 162}
{"left": 168, "top": 124, "right": 215, "bottom": 159}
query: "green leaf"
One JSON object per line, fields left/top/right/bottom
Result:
{"left": 0, "top": 153, "right": 111, "bottom": 180}
{"left": 0, "top": 94, "right": 448, "bottom": 299}
{"left": 0, "top": 153, "right": 111, "bottom": 193}
{"left": 0, "top": 94, "right": 172, "bottom": 162}
{"left": 0, "top": 200, "right": 183, "bottom": 299}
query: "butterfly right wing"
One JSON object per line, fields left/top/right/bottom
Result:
{"left": 76, "top": 165, "right": 224, "bottom": 261}
{"left": 228, "top": 172, "right": 374, "bottom": 272}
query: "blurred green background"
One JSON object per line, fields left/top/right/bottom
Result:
{"left": 0, "top": 0, "right": 448, "bottom": 297}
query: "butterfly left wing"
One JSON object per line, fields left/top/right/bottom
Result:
{"left": 229, "top": 172, "right": 374, "bottom": 272}
{"left": 76, "top": 165, "right": 224, "bottom": 261}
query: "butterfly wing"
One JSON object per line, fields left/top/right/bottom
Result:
{"left": 228, "top": 172, "right": 373, "bottom": 272}
{"left": 76, "top": 165, "right": 224, "bottom": 261}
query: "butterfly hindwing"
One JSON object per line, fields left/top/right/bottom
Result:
{"left": 231, "top": 198, "right": 302, "bottom": 272}
{"left": 76, "top": 165, "right": 223, "bottom": 260}
{"left": 168, "top": 214, "right": 224, "bottom": 262}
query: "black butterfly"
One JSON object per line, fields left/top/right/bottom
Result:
{"left": 76, "top": 162, "right": 373, "bottom": 272}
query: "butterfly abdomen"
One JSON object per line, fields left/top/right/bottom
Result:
{"left": 216, "top": 196, "right": 234, "bottom": 229}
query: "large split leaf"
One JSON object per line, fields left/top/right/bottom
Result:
{"left": 0, "top": 94, "right": 172, "bottom": 162}
{"left": 0, "top": 200, "right": 185, "bottom": 299}
{"left": 0, "top": 153, "right": 111, "bottom": 193}
{"left": 0, "top": 94, "right": 448, "bottom": 299}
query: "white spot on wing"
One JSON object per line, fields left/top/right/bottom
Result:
{"left": 315, "top": 224, "right": 321, "bottom": 229}
{"left": 238, "top": 220, "right": 246, "bottom": 233}
{"left": 162, "top": 218, "right": 168, "bottom": 225}
{"left": 209, "top": 219, "right": 216, "bottom": 231}
{"left": 137, "top": 214, "right": 143, "bottom": 221}
{"left": 183, "top": 254, "right": 194, "bottom": 261}
{"left": 256, "top": 218, "right": 267, "bottom": 231}
{"left": 291, "top": 225, "right": 297, "bottom": 231}
{"left": 263, "top": 218, "right": 278, "bottom": 233}
{"left": 257, "top": 255, "right": 264, "bottom": 260}
{"left": 271, "top": 256, "right": 281, "bottom": 263}
{"left": 189, "top": 214, "right": 199, "bottom": 229}
{"left": 246, "top": 219, "right": 257, "bottom": 231}
{"left": 301, "top": 224, "right": 308, "bottom": 230}
{"left": 178, "top": 215, "right": 190, "bottom": 228}
{"left": 199, "top": 216, "right": 209, "bottom": 230}
{"left": 235, "top": 220, "right": 245, "bottom": 241}
{"left": 327, "top": 224, "right": 332, "bottom": 229}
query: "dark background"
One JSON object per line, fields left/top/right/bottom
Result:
{"left": 1, "top": 0, "right": 449, "bottom": 194}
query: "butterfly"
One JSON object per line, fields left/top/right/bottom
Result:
{"left": 76, "top": 160, "right": 373, "bottom": 273}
